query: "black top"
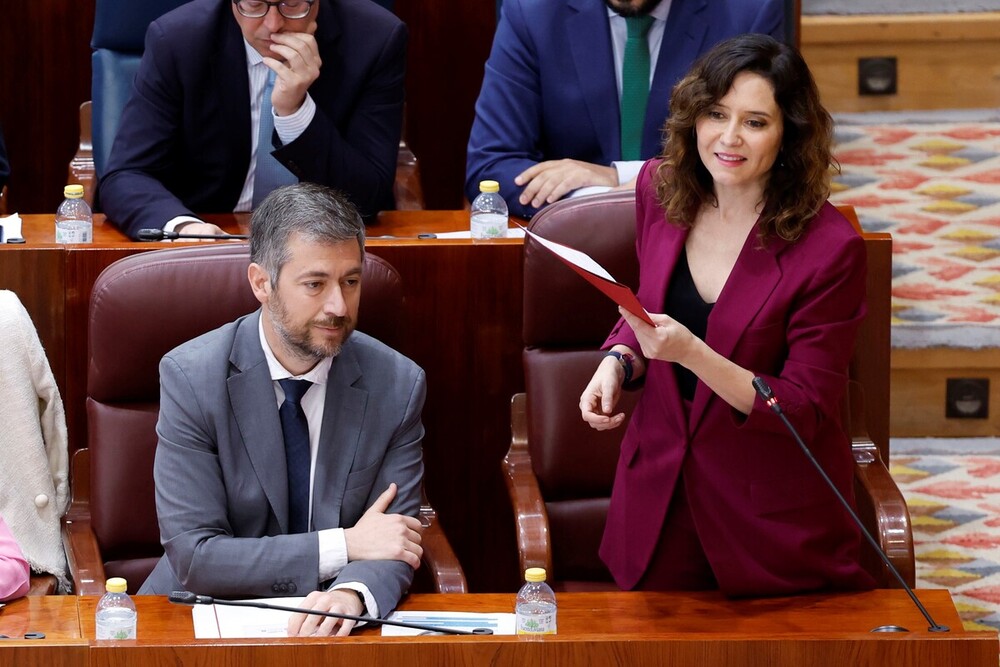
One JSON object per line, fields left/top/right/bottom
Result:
{"left": 665, "top": 248, "right": 714, "bottom": 401}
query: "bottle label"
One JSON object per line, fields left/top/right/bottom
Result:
{"left": 515, "top": 609, "right": 557, "bottom": 635}
{"left": 470, "top": 213, "right": 508, "bottom": 240}
{"left": 55, "top": 220, "right": 93, "bottom": 244}
{"left": 95, "top": 616, "right": 137, "bottom": 640}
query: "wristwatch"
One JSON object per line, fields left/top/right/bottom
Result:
{"left": 606, "top": 350, "right": 635, "bottom": 385}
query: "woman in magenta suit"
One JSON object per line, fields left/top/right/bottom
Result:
{"left": 0, "top": 515, "right": 30, "bottom": 601}
{"left": 580, "top": 34, "right": 875, "bottom": 596}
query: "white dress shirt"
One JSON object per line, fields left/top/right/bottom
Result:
{"left": 258, "top": 317, "right": 377, "bottom": 618}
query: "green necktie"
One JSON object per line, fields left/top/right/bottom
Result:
{"left": 620, "top": 15, "right": 655, "bottom": 161}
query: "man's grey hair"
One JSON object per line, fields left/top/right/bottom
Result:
{"left": 250, "top": 183, "right": 366, "bottom": 284}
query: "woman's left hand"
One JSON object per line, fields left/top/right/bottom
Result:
{"left": 618, "top": 306, "right": 694, "bottom": 365}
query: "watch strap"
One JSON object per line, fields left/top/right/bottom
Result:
{"left": 606, "top": 350, "right": 634, "bottom": 385}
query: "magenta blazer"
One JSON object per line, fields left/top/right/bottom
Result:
{"left": 600, "top": 160, "right": 876, "bottom": 596}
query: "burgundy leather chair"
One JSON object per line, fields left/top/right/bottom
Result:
{"left": 502, "top": 191, "right": 913, "bottom": 591}
{"left": 63, "top": 243, "right": 465, "bottom": 595}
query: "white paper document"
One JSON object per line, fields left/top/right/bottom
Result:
{"left": 523, "top": 227, "right": 615, "bottom": 281}
{"left": 381, "top": 611, "right": 516, "bottom": 636}
{"left": 189, "top": 597, "right": 516, "bottom": 638}
{"left": 0, "top": 213, "right": 23, "bottom": 241}
{"left": 192, "top": 596, "right": 305, "bottom": 638}
{"left": 433, "top": 227, "right": 526, "bottom": 240}
{"left": 522, "top": 226, "right": 655, "bottom": 325}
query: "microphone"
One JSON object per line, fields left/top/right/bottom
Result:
{"left": 137, "top": 228, "right": 249, "bottom": 241}
{"left": 168, "top": 591, "right": 493, "bottom": 636}
{"left": 751, "top": 377, "right": 948, "bottom": 633}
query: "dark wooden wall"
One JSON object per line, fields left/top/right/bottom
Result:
{"left": 396, "top": 2, "right": 497, "bottom": 208}
{"left": 0, "top": 2, "right": 96, "bottom": 214}
{"left": 0, "top": 1, "right": 496, "bottom": 214}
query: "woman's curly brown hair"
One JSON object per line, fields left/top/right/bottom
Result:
{"left": 654, "top": 34, "right": 834, "bottom": 241}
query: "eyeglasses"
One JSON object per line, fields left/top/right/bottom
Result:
{"left": 233, "top": 0, "right": 315, "bottom": 19}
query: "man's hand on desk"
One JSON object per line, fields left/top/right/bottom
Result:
{"left": 173, "top": 221, "right": 228, "bottom": 239}
{"left": 287, "top": 589, "right": 363, "bottom": 637}
{"left": 344, "top": 483, "right": 423, "bottom": 569}
{"left": 515, "top": 159, "right": 618, "bottom": 209}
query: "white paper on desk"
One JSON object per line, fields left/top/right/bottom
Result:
{"left": 381, "top": 611, "right": 516, "bottom": 636}
{"left": 433, "top": 227, "right": 526, "bottom": 240}
{"left": 0, "top": 213, "right": 23, "bottom": 240}
{"left": 191, "top": 596, "right": 304, "bottom": 639}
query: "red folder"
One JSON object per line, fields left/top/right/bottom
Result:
{"left": 524, "top": 228, "right": 655, "bottom": 326}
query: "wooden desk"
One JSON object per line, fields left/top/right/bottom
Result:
{"left": 0, "top": 212, "right": 525, "bottom": 592}
{"left": 72, "top": 591, "right": 996, "bottom": 666}
{"left": 0, "top": 596, "right": 87, "bottom": 667}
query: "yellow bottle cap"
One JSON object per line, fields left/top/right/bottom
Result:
{"left": 479, "top": 180, "right": 500, "bottom": 193}
{"left": 105, "top": 577, "right": 128, "bottom": 593}
{"left": 524, "top": 567, "right": 547, "bottom": 582}
{"left": 64, "top": 184, "right": 85, "bottom": 198}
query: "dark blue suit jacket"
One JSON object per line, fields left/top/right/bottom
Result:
{"left": 465, "top": 0, "right": 784, "bottom": 219}
{"left": 100, "top": 0, "right": 406, "bottom": 239}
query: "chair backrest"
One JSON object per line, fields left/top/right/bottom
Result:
{"left": 86, "top": 243, "right": 403, "bottom": 589}
{"left": 521, "top": 191, "right": 890, "bottom": 586}
{"left": 90, "top": 0, "right": 190, "bottom": 177}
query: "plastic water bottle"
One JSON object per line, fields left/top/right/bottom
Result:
{"left": 95, "top": 577, "right": 137, "bottom": 640}
{"left": 55, "top": 184, "right": 93, "bottom": 243}
{"left": 470, "top": 179, "right": 508, "bottom": 241}
{"left": 515, "top": 567, "right": 557, "bottom": 635}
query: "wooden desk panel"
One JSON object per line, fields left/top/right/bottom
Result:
{"left": 75, "top": 591, "right": 996, "bottom": 667}
{"left": 6, "top": 212, "right": 525, "bottom": 592}
{"left": 0, "top": 596, "right": 87, "bottom": 667}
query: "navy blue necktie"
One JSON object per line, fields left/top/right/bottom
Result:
{"left": 278, "top": 379, "right": 312, "bottom": 534}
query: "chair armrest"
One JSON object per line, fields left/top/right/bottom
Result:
{"left": 68, "top": 101, "right": 96, "bottom": 208}
{"left": 418, "top": 498, "right": 468, "bottom": 593}
{"left": 0, "top": 185, "right": 7, "bottom": 216}
{"left": 853, "top": 438, "right": 915, "bottom": 588}
{"left": 501, "top": 393, "right": 553, "bottom": 576}
{"left": 28, "top": 575, "right": 57, "bottom": 596}
{"left": 61, "top": 448, "right": 107, "bottom": 596}
{"left": 842, "top": 380, "right": 914, "bottom": 588}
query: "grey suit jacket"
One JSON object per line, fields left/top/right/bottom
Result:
{"left": 139, "top": 310, "right": 425, "bottom": 617}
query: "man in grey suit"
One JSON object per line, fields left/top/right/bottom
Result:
{"left": 139, "top": 183, "right": 425, "bottom": 637}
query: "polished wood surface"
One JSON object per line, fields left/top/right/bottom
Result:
{"left": 5, "top": 591, "right": 991, "bottom": 666}
{"left": 0, "top": 596, "right": 86, "bottom": 667}
{"left": 0, "top": 1, "right": 95, "bottom": 214}
{"left": 72, "top": 591, "right": 996, "bottom": 667}
{"left": 2, "top": 211, "right": 525, "bottom": 592}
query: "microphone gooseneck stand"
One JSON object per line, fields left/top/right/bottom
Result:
{"left": 137, "top": 229, "right": 249, "bottom": 241}
{"left": 168, "top": 591, "right": 493, "bottom": 636}
{"left": 751, "top": 376, "right": 949, "bottom": 633}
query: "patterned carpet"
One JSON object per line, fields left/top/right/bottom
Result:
{"left": 829, "top": 109, "right": 1000, "bottom": 349}
{"left": 891, "top": 437, "right": 1000, "bottom": 635}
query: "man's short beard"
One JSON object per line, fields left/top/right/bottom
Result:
{"left": 605, "top": 0, "right": 663, "bottom": 18}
